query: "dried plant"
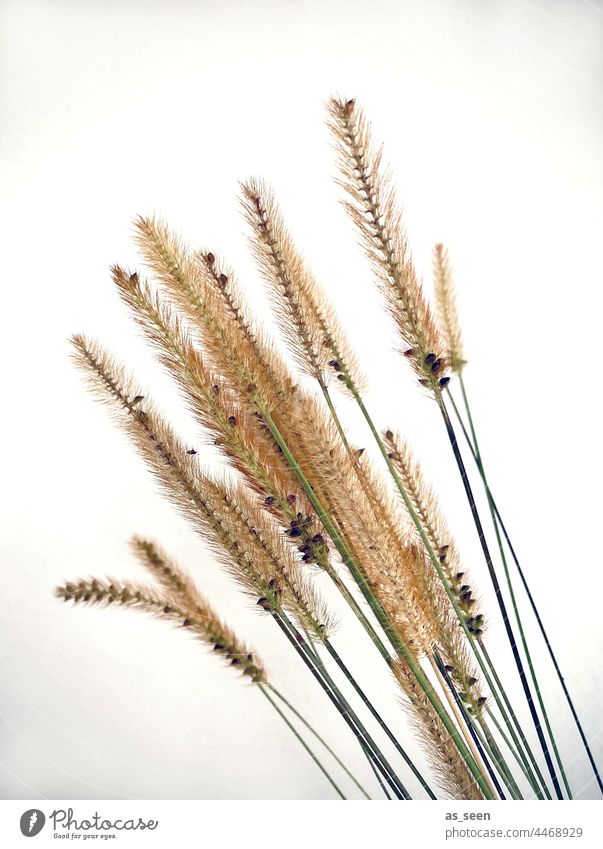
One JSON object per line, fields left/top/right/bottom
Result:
{"left": 240, "top": 178, "right": 365, "bottom": 399}
{"left": 58, "top": 95, "right": 601, "bottom": 802}
{"left": 327, "top": 97, "right": 447, "bottom": 392}
{"left": 433, "top": 243, "right": 465, "bottom": 373}
{"left": 57, "top": 571, "right": 266, "bottom": 683}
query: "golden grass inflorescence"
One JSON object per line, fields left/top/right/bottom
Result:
{"left": 57, "top": 95, "right": 592, "bottom": 801}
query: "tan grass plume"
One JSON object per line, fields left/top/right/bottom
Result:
{"left": 433, "top": 243, "right": 466, "bottom": 373}
{"left": 133, "top": 215, "right": 293, "bottom": 415}
{"left": 383, "top": 429, "right": 486, "bottom": 713}
{"left": 241, "top": 178, "right": 365, "bottom": 397}
{"left": 393, "top": 659, "right": 483, "bottom": 800}
{"left": 57, "top": 574, "right": 266, "bottom": 683}
{"left": 112, "top": 265, "right": 331, "bottom": 578}
{"left": 383, "top": 428, "right": 484, "bottom": 636}
{"left": 327, "top": 97, "right": 448, "bottom": 393}
{"left": 70, "top": 334, "right": 335, "bottom": 642}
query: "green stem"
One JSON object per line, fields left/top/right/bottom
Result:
{"left": 475, "top": 716, "right": 523, "bottom": 800}
{"left": 317, "top": 382, "right": 410, "bottom": 663}
{"left": 320, "top": 378, "right": 354, "bottom": 457}
{"left": 323, "top": 638, "right": 437, "bottom": 799}
{"left": 486, "top": 706, "right": 537, "bottom": 790}
{"left": 435, "top": 396, "right": 561, "bottom": 797}
{"left": 468, "top": 718, "right": 508, "bottom": 799}
{"left": 366, "top": 752, "right": 393, "bottom": 799}
{"left": 322, "top": 380, "right": 544, "bottom": 799}
{"left": 442, "top": 385, "right": 571, "bottom": 798}
{"left": 477, "top": 638, "right": 550, "bottom": 798}
{"left": 272, "top": 609, "right": 409, "bottom": 799}
{"left": 453, "top": 375, "right": 601, "bottom": 796}
{"left": 268, "top": 683, "right": 371, "bottom": 799}
{"left": 437, "top": 655, "right": 526, "bottom": 801}
{"left": 258, "top": 683, "right": 346, "bottom": 799}
{"left": 301, "top": 631, "right": 411, "bottom": 800}
{"left": 323, "top": 382, "right": 522, "bottom": 799}
{"left": 342, "top": 387, "right": 540, "bottom": 797}
{"left": 259, "top": 404, "right": 493, "bottom": 799}
{"left": 435, "top": 652, "right": 518, "bottom": 800}
{"left": 318, "top": 556, "right": 392, "bottom": 664}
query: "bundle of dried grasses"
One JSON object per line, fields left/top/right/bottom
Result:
{"left": 59, "top": 96, "right": 601, "bottom": 801}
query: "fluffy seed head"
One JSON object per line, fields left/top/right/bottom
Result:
{"left": 241, "top": 178, "right": 365, "bottom": 397}
{"left": 57, "top": 576, "right": 266, "bottom": 683}
{"left": 111, "top": 265, "right": 315, "bottom": 527}
{"left": 327, "top": 97, "right": 448, "bottom": 392}
{"left": 433, "top": 243, "right": 466, "bottom": 373}
{"left": 132, "top": 215, "right": 293, "bottom": 414}
{"left": 393, "top": 659, "right": 484, "bottom": 800}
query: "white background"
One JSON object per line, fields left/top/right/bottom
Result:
{"left": 1, "top": 0, "right": 602, "bottom": 801}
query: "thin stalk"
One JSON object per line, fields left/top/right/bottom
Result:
{"left": 322, "top": 383, "right": 522, "bottom": 800}
{"left": 337, "top": 386, "right": 540, "bottom": 796}
{"left": 320, "top": 378, "right": 355, "bottom": 458}
{"left": 299, "top": 630, "right": 413, "bottom": 801}
{"left": 318, "top": 556, "right": 392, "bottom": 664}
{"left": 366, "top": 750, "right": 393, "bottom": 799}
{"left": 438, "top": 661, "right": 522, "bottom": 801}
{"left": 271, "top": 609, "right": 409, "bottom": 799}
{"left": 321, "top": 377, "right": 546, "bottom": 797}
{"left": 474, "top": 716, "right": 523, "bottom": 800}
{"left": 318, "top": 382, "right": 419, "bottom": 664}
{"left": 304, "top": 633, "right": 413, "bottom": 800}
{"left": 476, "top": 638, "right": 550, "bottom": 798}
{"left": 323, "top": 377, "right": 487, "bottom": 796}
{"left": 441, "top": 393, "right": 572, "bottom": 798}
{"left": 464, "top": 720, "right": 507, "bottom": 800}
{"left": 258, "top": 683, "right": 346, "bottom": 799}
{"left": 268, "top": 683, "right": 371, "bottom": 799}
{"left": 322, "top": 637, "right": 437, "bottom": 799}
{"left": 440, "top": 682, "right": 523, "bottom": 803}
{"left": 429, "top": 656, "right": 498, "bottom": 799}
{"left": 449, "top": 378, "right": 603, "bottom": 797}
{"left": 259, "top": 404, "right": 494, "bottom": 799}
{"left": 485, "top": 707, "right": 536, "bottom": 788}
{"left": 435, "top": 654, "right": 513, "bottom": 800}
{"left": 300, "top": 633, "right": 384, "bottom": 797}
{"left": 436, "top": 396, "right": 563, "bottom": 798}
